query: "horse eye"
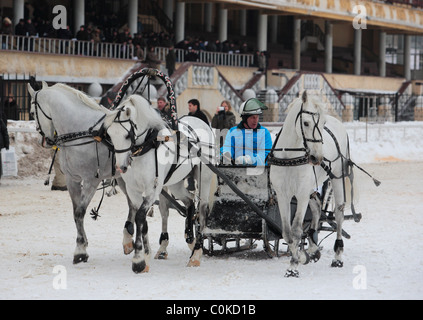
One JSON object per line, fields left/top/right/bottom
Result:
{"left": 304, "top": 121, "right": 309, "bottom": 127}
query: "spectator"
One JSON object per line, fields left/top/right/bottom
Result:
{"left": 161, "top": 33, "right": 173, "bottom": 48}
{"left": 0, "top": 110, "right": 10, "bottom": 183}
{"left": 134, "top": 44, "right": 144, "bottom": 60}
{"left": 133, "top": 33, "right": 146, "bottom": 47}
{"left": 165, "top": 45, "right": 176, "bottom": 76}
{"left": 211, "top": 100, "right": 236, "bottom": 130}
{"left": 76, "top": 25, "right": 89, "bottom": 55}
{"left": 25, "top": 18, "right": 37, "bottom": 36}
{"left": 76, "top": 25, "right": 89, "bottom": 41}
{"left": 118, "top": 27, "right": 131, "bottom": 43}
{"left": 144, "top": 46, "right": 161, "bottom": 69}
{"left": 212, "top": 100, "right": 237, "bottom": 148}
{"left": 239, "top": 42, "right": 249, "bottom": 54}
{"left": 57, "top": 25, "right": 72, "bottom": 40}
{"left": 258, "top": 51, "right": 267, "bottom": 71}
{"left": 156, "top": 96, "right": 173, "bottom": 125}
{"left": 187, "top": 98, "right": 209, "bottom": 125}
{"left": 1, "top": 17, "right": 13, "bottom": 35}
{"left": 57, "top": 25, "right": 72, "bottom": 53}
{"left": 15, "top": 19, "right": 26, "bottom": 36}
{"left": 110, "top": 29, "right": 119, "bottom": 43}
{"left": 1, "top": 17, "right": 13, "bottom": 50}
{"left": 184, "top": 47, "right": 199, "bottom": 62}
{"left": 3, "top": 95, "right": 20, "bottom": 121}
{"left": 91, "top": 28, "right": 102, "bottom": 56}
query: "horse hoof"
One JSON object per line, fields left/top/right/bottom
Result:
{"left": 154, "top": 251, "right": 168, "bottom": 260}
{"left": 132, "top": 261, "right": 149, "bottom": 274}
{"left": 284, "top": 269, "right": 299, "bottom": 278}
{"left": 123, "top": 241, "right": 134, "bottom": 255}
{"left": 310, "top": 250, "right": 321, "bottom": 263}
{"left": 187, "top": 259, "right": 201, "bottom": 267}
{"left": 331, "top": 259, "right": 343, "bottom": 268}
{"left": 73, "top": 254, "right": 89, "bottom": 264}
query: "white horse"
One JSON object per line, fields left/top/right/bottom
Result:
{"left": 103, "top": 94, "right": 216, "bottom": 273}
{"left": 269, "top": 91, "right": 359, "bottom": 277}
{"left": 27, "top": 82, "right": 137, "bottom": 265}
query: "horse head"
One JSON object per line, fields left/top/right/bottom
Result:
{"left": 27, "top": 81, "right": 56, "bottom": 146}
{"left": 296, "top": 90, "right": 327, "bottom": 165}
{"left": 103, "top": 102, "right": 137, "bottom": 173}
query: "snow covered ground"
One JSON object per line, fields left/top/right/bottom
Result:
{"left": 0, "top": 121, "right": 423, "bottom": 300}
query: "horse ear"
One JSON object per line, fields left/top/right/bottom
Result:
{"left": 302, "top": 90, "right": 308, "bottom": 103}
{"left": 42, "top": 81, "right": 48, "bottom": 89}
{"left": 27, "top": 83, "right": 35, "bottom": 97}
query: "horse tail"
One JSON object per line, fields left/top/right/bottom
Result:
{"left": 343, "top": 165, "right": 359, "bottom": 207}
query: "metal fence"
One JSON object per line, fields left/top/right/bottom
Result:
{"left": 0, "top": 34, "right": 254, "bottom": 67}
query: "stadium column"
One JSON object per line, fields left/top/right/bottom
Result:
{"left": 205, "top": 3, "right": 212, "bottom": 33}
{"left": 404, "top": 35, "right": 411, "bottom": 81}
{"left": 379, "top": 31, "right": 386, "bottom": 77}
{"left": 74, "top": 0, "right": 85, "bottom": 36}
{"left": 354, "top": 28, "right": 362, "bottom": 75}
{"left": 293, "top": 18, "right": 301, "bottom": 70}
{"left": 325, "top": 21, "right": 333, "bottom": 74}
{"left": 175, "top": 1, "right": 185, "bottom": 43}
{"left": 218, "top": 5, "right": 228, "bottom": 42}
{"left": 128, "top": 0, "right": 138, "bottom": 36}
{"left": 270, "top": 15, "right": 278, "bottom": 44}
{"left": 164, "top": 0, "right": 174, "bottom": 23}
{"left": 13, "top": 0, "right": 24, "bottom": 27}
{"left": 257, "top": 13, "right": 268, "bottom": 52}
{"left": 240, "top": 9, "right": 247, "bottom": 37}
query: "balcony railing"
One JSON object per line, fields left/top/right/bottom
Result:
{"left": 0, "top": 34, "right": 255, "bottom": 68}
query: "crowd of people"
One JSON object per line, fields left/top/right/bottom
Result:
{"left": 0, "top": 10, "right": 262, "bottom": 65}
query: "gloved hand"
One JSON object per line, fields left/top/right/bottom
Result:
{"left": 235, "top": 155, "right": 253, "bottom": 165}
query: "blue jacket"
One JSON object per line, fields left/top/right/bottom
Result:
{"left": 222, "top": 122, "right": 272, "bottom": 166}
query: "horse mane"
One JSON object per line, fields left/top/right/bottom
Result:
{"left": 52, "top": 83, "right": 105, "bottom": 112}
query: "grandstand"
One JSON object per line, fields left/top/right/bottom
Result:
{"left": 1, "top": 0, "right": 422, "bottom": 122}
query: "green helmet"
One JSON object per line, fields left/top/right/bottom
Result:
{"left": 239, "top": 98, "right": 268, "bottom": 116}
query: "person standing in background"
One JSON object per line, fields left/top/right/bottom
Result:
{"left": 0, "top": 111, "right": 10, "bottom": 183}
{"left": 187, "top": 98, "right": 209, "bottom": 125}
{"left": 165, "top": 45, "right": 176, "bottom": 77}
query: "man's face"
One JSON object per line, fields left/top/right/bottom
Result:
{"left": 245, "top": 115, "right": 259, "bottom": 129}
{"left": 188, "top": 102, "right": 197, "bottom": 113}
{"left": 157, "top": 100, "right": 166, "bottom": 110}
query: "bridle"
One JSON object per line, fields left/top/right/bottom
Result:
{"left": 267, "top": 102, "right": 324, "bottom": 166}
{"left": 32, "top": 91, "right": 55, "bottom": 146}
{"left": 111, "top": 107, "right": 160, "bottom": 157}
{"left": 31, "top": 89, "right": 110, "bottom": 149}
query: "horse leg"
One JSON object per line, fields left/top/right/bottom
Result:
{"left": 115, "top": 177, "right": 137, "bottom": 255}
{"left": 331, "top": 179, "right": 345, "bottom": 268}
{"left": 187, "top": 201, "right": 205, "bottom": 267}
{"left": 69, "top": 179, "right": 99, "bottom": 264}
{"left": 285, "top": 196, "right": 310, "bottom": 277}
{"left": 132, "top": 197, "right": 152, "bottom": 273}
{"left": 155, "top": 188, "right": 171, "bottom": 259}
{"left": 187, "top": 165, "right": 212, "bottom": 267}
{"left": 307, "top": 193, "right": 321, "bottom": 262}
